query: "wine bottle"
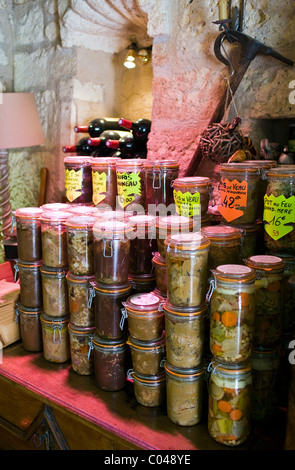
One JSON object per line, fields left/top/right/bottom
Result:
{"left": 88, "top": 130, "right": 123, "bottom": 157}
{"left": 118, "top": 118, "right": 151, "bottom": 142}
{"left": 74, "top": 118, "right": 122, "bottom": 137}
{"left": 106, "top": 134, "right": 147, "bottom": 158}
{"left": 62, "top": 137, "right": 99, "bottom": 155}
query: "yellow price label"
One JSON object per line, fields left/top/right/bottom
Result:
{"left": 263, "top": 193, "right": 295, "bottom": 240}
{"left": 65, "top": 169, "right": 82, "bottom": 202}
{"left": 92, "top": 171, "right": 107, "bottom": 205}
{"left": 173, "top": 190, "right": 201, "bottom": 217}
{"left": 117, "top": 171, "right": 141, "bottom": 209}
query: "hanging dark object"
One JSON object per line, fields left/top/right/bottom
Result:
{"left": 200, "top": 117, "right": 243, "bottom": 164}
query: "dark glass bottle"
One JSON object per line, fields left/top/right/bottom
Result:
{"left": 62, "top": 137, "right": 99, "bottom": 156}
{"left": 88, "top": 131, "right": 122, "bottom": 157}
{"left": 118, "top": 118, "right": 151, "bottom": 142}
{"left": 74, "top": 118, "right": 122, "bottom": 137}
{"left": 106, "top": 134, "right": 147, "bottom": 158}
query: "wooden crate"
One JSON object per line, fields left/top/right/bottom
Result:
{"left": 0, "top": 262, "right": 20, "bottom": 349}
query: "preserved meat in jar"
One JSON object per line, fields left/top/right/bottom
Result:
{"left": 40, "top": 314, "right": 70, "bottom": 363}
{"left": 143, "top": 160, "right": 179, "bottom": 210}
{"left": 116, "top": 159, "right": 146, "bottom": 212}
{"left": 40, "top": 266, "right": 69, "bottom": 318}
{"left": 15, "top": 259, "right": 43, "bottom": 308}
{"left": 164, "top": 361, "right": 205, "bottom": 426}
{"left": 245, "top": 255, "right": 285, "bottom": 347}
{"left": 164, "top": 301, "right": 207, "bottom": 368}
{"left": 68, "top": 323, "right": 96, "bottom": 375}
{"left": 156, "top": 215, "right": 196, "bottom": 259}
{"left": 127, "top": 334, "right": 165, "bottom": 375}
{"left": 128, "top": 370, "right": 166, "bottom": 407}
{"left": 64, "top": 156, "right": 92, "bottom": 204}
{"left": 208, "top": 264, "right": 256, "bottom": 363}
{"left": 66, "top": 273, "right": 95, "bottom": 327}
{"left": 201, "top": 225, "right": 242, "bottom": 270}
{"left": 91, "top": 157, "right": 118, "bottom": 209}
{"left": 152, "top": 252, "right": 167, "bottom": 295}
{"left": 65, "top": 215, "right": 96, "bottom": 275}
{"left": 208, "top": 359, "right": 252, "bottom": 446}
{"left": 128, "top": 214, "right": 157, "bottom": 275}
{"left": 40, "top": 211, "right": 72, "bottom": 267}
{"left": 172, "top": 176, "right": 213, "bottom": 218}
{"left": 14, "top": 207, "right": 43, "bottom": 261}
{"left": 165, "top": 232, "right": 210, "bottom": 307}
{"left": 18, "top": 305, "right": 43, "bottom": 352}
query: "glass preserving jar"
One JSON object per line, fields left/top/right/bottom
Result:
{"left": 129, "top": 273, "right": 156, "bottom": 294}
{"left": 234, "top": 223, "right": 259, "bottom": 261}
{"left": 164, "top": 301, "right": 207, "bottom": 368}
{"left": 201, "top": 225, "right": 242, "bottom": 270}
{"left": 164, "top": 361, "right": 205, "bottom": 426}
{"left": 208, "top": 359, "right": 252, "bottom": 446}
{"left": 123, "top": 292, "right": 165, "bottom": 341}
{"left": 64, "top": 156, "right": 92, "bottom": 204}
{"left": 208, "top": 264, "right": 256, "bottom": 363}
{"left": 91, "top": 334, "right": 128, "bottom": 391}
{"left": 40, "top": 210, "right": 72, "bottom": 267}
{"left": 65, "top": 215, "right": 96, "bottom": 276}
{"left": 128, "top": 214, "right": 157, "bottom": 275}
{"left": 18, "top": 304, "right": 43, "bottom": 352}
{"left": 251, "top": 347, "right": 280, "bottom": 422}
{"left": 279, "top": 254, "right": 295, "bottom": 332}
{"left": 41, "top": 203, "right": 71, "bottom": 212}
{"left": 14, "top": 207, "right": 43, "bottom": 261}
{"left": 152, "top": 252, "right": 167, "bottom": 295}
{"left": 15, "top": 259, "right": 43, "bottom": 308}
{"left": 40, "top": 314, "right": 70, "bottom": 363}
{"left": 94, "top": 209, "right": 125, "bottom": 222}
{"left": 128, "top": 370, "right": 166, "bottom": 407}
{"left": 127, "top": 334, "right": 165, "bottom": 375}
{"left": 143, "top": 160, "right": 179, "bottom": 210}
{"left": 68, "top": 322, "right": 96, "bottom": 375}
{"left": 246, "top": 255, "right": 285, "bottom": 347}
{"left": 172, "top": 176, "right": 214, "bottom": 218}
{"left": 93, "top": 281, "right": 132, "bottom": 339}
{"left": 67, "top": 205, "right": 96, "bottom": 217}
{"left": 93, "top": 220, "right": 132, "bottom": 285}
{"left": 66, "top": 273, "right": 95, "bottom": 327}
{"left": 91, "top": 157, "right": 118, "bottom": 209}
{"left": 156, "top": 215, "right": 196, "bottom": 259}
{"left": 218, "top": 163, "right": 260, "bottom": 225}
{"left": 116, "top": 159, "right": 146, "bottom": 212}
{"left": 40, "top": 266, "right": 69, "bottom": 318}
{"left": 165, "top": 232, "right": 210, "bottom": 307}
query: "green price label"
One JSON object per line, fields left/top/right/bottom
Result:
{"left": 263, "top": 193, "right": 295, "bottom": 240}
{"left": 173, "top": 190, "right": 201, "bottom": 218}
{"left": 117, "top": 171, "right": 142, "bottom": 208}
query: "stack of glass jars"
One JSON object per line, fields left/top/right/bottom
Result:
{"left": 143, "top": 160, "right": 179, "bottom": 212}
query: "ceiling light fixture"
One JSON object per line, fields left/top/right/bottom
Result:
{"left": 124, "top": 43, "right": 137, "bottom": 69}
{"left": 123, "top": 43, "right": 152, "bottom": 69}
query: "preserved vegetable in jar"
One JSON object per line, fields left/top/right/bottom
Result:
{"left": 165, "top": 232, "right": 210, "bottom": 307}
{"left": 152, "top": 252, "right": 167, "bottom": 295}
{"left": 116, "top": 159, "right": 146, "bottom": 212}
{"left": 143, "top": 160, "right": 179, "bottom": 210}
{"left": 208, "top": 264, "right": 256, "bottom": 363}
{"left": 40, "top": 266, "right": 69, "bottom": 318}
{"left": 172, "top": 176, "right": 214, "bottom": 218}
{"left": 129, "top": 370, "right": 166, "bottom": 407}
{"left": 18, "top": 305, "right": 43, "bottom": 352}
{"left": 93, "top": 220, "right": 132, "bottom": 285}
{"left": 165, "top": 361, "right": 205, "bottom": 426}
{"left": 91, "top": 157, "right": 118, "bottom": 209}
{"left": 65, "top": 215, "right": 96, "bottom": 275}
{"left": 246, "top": 255, "right": 285, "bottom": 347}
{"left": 64, "top": 156, "right": 92, "bottom": 204}
{"left": 208, "top": 359, "right": 252, "bottom": 446}
{"left": 128, "top": 214, "right": 157, "bottom": 275}
{"left": 15, "top": 260, "right": 43, "bottom": 308}
{"left": 40, "top": 211, "right": 72, "bottom": 267}
{"left": 40, "top": 314, "right": 70, "bottom": 363}
{"left": 156, "top": 215, "right": 196, "bottom": 259}
{"left": 127, "top": 334, "right": 165, "bottom": 375}
{"left": 94, "top": 281, "right": 132, "bottom": 339}
{"left": 202, "top": 225, "right": 242, "bottom": 270}
{"left": 66, "top": 273, "right": 95, "bottom": 327}
{"left": 68, "top": 323, "right": 96, "bottom": 375}
{"left": 164, "top": 301, "right": 207, "bottom": 368}
{"left": 123, "top": 292, "right": 165, "bottom": 341}
{"left": 14, "top": 207, "right": 43, "bottom": 261}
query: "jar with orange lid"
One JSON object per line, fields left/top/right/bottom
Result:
{"left": 40, "top": 314, "right": 70, "bottom": 363}
{"left": 208, "top": 264, "right": 256, "bottom": 363}
{"left": 64, "top": 156, "right": 92, "bottom": 204}
{"left": 156, "top": 215, "right": 196, "bottom": 259}
{"left": 218, "top": 163, "right": 260, "bottom": 225}
{"left": 164, "top": 301, "right": 207, "bottom": 368}
{"left": 245, "top": 255, "right": 285, "bottom": 347}
{"left": 40, "top": 211, "right": 72, "bottom": 267}
{"left": 65, "top": 215, "right": 96, "bottom": 275}
{"left": 164, "top": 361, "right": 206, "bottom": 426}
{"left": 93, "top": 220, "right": 132, "bottom": 285}
{"left": 202, "top": 225, "right": 242, "bottom": 270}
{"left": 127, "top": 334, "right": 165, "bottom": 375}
{"left": 17, "top": 304, "right": 43, "bottom": 352}
{"left": 91, "top": 157, "right": 118, "bottom": 209}
{"left": 128, "top": 273, "right": 156, "bottom": 295}
{"left": 93, "top": 281, "right": 132, "bottom": 339}
{"left": 128, "top": 214, "right": 157, "bottom": 275}
{"left": 122, "top": 292, "right": 165, "bottom": 341}
{"left": 172, "top": 176, "right": 214, "bottom": 218}
{"left": 14, "top": 259, "right": 43, "bottom": 308}
{"left": 128, "top": 370, "right": 166, "bottom": 407}
{"left": 152, "top": 252, "right": 167, "bottom": 295}
{"left": 68, "top": 322, "right": 96, "bottom": 375}
{"left": 143, "top": 160, "right": 179, "bottom": 209}
{"left": 66, "top": 272, "right": 95, "bottom": 327}
{"left": 207, "top": 358, "right": 252, "bottom": 446}
{"left": 40, "top": 266, "right": 69, "bottom": 318}
{"left": 116, "top": 159, "right": 146, "bottom": 212}
{"left": 263, "top": 166, "right": 295, "bottom": 254}
{"left": 165, "top": 232, "right": 210, "bottom": 307}
{"left": 14, "top": 207, "right": 43, "bottom": 261}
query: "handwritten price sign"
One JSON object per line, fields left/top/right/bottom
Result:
{"left": 217, "top": 178, "right": 248, "bottom": 222}
{"left": 263, "top": 194, "right": 295, "bottom": 240}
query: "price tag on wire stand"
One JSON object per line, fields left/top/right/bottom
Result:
{"left": 263, "top": 193, "right": 295, "bottom": 240}
{"left": 217, "top": 178, "right": 248, "bottom": 222}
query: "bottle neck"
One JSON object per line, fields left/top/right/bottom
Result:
{"left": 106, "top": 140, "right": 120, "bottom": 149}
{"left": 74, "top": 125, "right": 89, "bottom": 133}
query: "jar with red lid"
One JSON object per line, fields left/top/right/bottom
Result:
{"left": 202, "top": 225, "right": 242, "bottom": 270}
{"left": 64, "top": 156, "right": 92, "bottom": 204}
{"left": 68, "top": 322, "right": 96, "bottom": 375}
{"left": 152, "top": 252, "right": 167, "bottom": 295}
{"left": 208, "top": 264, "right": 256, "bottom": 363}
{"left": 66, "top": 272, "right": 95, "bottom": 327}
{"left": 246, "top": 255, "right": 285, "bottom": 347}
{"left": 40, "top": 210, "right": 72, "bottom": 267}
{"left": 156, "top": 215, "right": 196, "bottom": 259}
{"left": 91, "top": 157, "right": 118, "bottom": 209}
{"left": 40, "top": 314, "right": 70, "bottom": 363}
{"left": 93, "top": 220, "right": 132, "bottom": 285}
{"left": 14, "top": 259, "right": 43, "bottom": 308}
{"left": 40, "top": 266, "right": 69, "bottom": 318}
{"left": 18, "top": 304, "right": 43, "bottom": 352}
{"left": 165, "top": 232, "right": 210, "bottom": 307}
{"left": 116, "top": 159, "right": 146, "bottom": 213}
{"left": 14, "top": 207, "right": 43, "bottom": 261}
{"left": 93, "top": 281, "right": 132, "bottom": 339}
{"left": 143, "top": 160, "right": 179, "bottom": 210}
{"left": 128, "top": 214, "right": 157, "bottom": 275}
{"left": 65, "top": 215, "right": 96, "bottom": 276}
{"left": 127, "top": 334, "right": 165, "bottom": 375}
{"left": 128, "top": 370, "right": 166, "bottom": 407}
{"left": 123, "top": 292, "right": 165, "bottom": 341}
{"left": 172, "top": 176, "right": 214, "bottom": 218}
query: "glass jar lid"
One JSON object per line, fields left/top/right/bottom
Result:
{"left": 16, "top": 259, "right": 43, "bottom": 269}
{"left": 64, "top": 156, "right": 92, "bottom": 164}
{"left": 156, "top": 215, "right": 195, "bottom": 230}
{"left": 143, "top": 160, "right": 179, "bottom": 169}
{"left": 202, "top": 225, "right": 242, "bottom": 242}
{"left": 172, "top": 176, "right": 211, "bottom": 188}
{"left": 246, "top": 254, "right": 285, "bottom": 272}
{"left": 164, "top": 232, "right": 210, "bottom": 252}
{"left": 265, "top": 166, "right": 295, "bottom": 178}
{"left": 128, "top": 214, "right": 156, "bottom": 228}
{"left": 93, "top": 220, "right": 132, "bottom": 239}
{"left": 220, "top": 163, "right": 260, "bottom": 174}
{"left": 92, "top": 333, "right": 127, "bottom": 349}
{"left": 40, "top": 265, "right": 68, "bottom": 277}
{"left": 17, "top": 304, "right": 43, "bottom": 315}
{"left": 130, "top": 370, "right": 166, "bottom": 384}
{"left": 15, "top": 207, "right": 43, "bottom": 219}
{"left": 91, "top": 157, "right": 118, "bottom": 168}
{"left": 96, "top": 210, "right": 126, "bottom": 221}
{"left": 65, "top": 215, "right": 97, "bottom": 229}
{"left": 210, "top": 357, "right": 252, "bottom": 376}
{"left": 163, "top": 300, "right": 208, "bottom": 317}
{"left": 152, "top": 252, "right": 166, "bottom": 267}
{"left": 127, "top": 333, "right": 165, "bottom": 351}
{"left": 233, "top": 223, "right": 259, "bottom": 234}
{"left": 40, "top": 210, "right": 72, "bottom": 223}
{"left": 68, "top": 322, "right": 96, "bottom": 335}
{"left": 41, "top": 203, "right": 71, "bottom": 212}
{"left": 67, "top": 205, "right": 97, "bottom": 216}
{"left": 93, "top": 280, "right": 132, "bottom": 294}
{"left": 125, "top": 292, "right": 163, "bottom": 314}
{"left": 164, "top": 360, "right": 206, "bottom": 378}
{"left": 40, "top": 313, "right": 69, "bottom": 325}
{"left": 214, "top": 264, "right": 256, "bottom": 283}
{"left": 66, "top": 272, "right": 95, "bottom": 284}
{"left": 116, "top": 159, "right": 145, "bottom": 169}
